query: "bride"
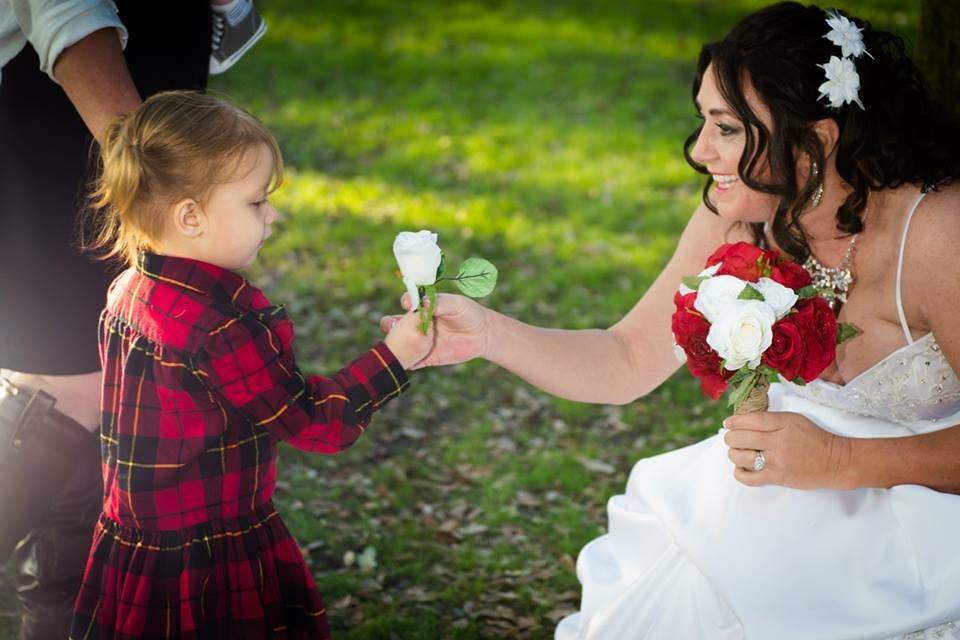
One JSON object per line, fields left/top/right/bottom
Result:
{"left": 385, "top": 2, "right": 960, "bottom": 638}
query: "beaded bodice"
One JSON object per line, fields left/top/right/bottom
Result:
{"left": 782, "top": 332, "right": 960, "bottom": 426}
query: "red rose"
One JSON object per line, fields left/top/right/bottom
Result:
{"left": 762, "top": 317, "right": 806, "bottom": 381}
{"left": 693, "top": 362, "right": 731, "bottom": 400}
{"left": 791, "top": 297, "right": 837, "bottom": 382}
{"left": 671, "top": 292, "right": 708, "bottom": 355}
{"left": 672, "top": 292, "right": 731, "bottom": 399}
{"left": 770, "top": 259, "right": 813, "bottom": 289}
{"left": 706, "top": 242, "right": 771, "bottom": 282}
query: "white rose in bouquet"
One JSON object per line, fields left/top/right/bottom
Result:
{"left": 706, "top": 300, "right": 776, "bottom": 370}
{"left": 393, "top": 231, "right": 442, "bottom": 311}
{"left": 694, "top": 275, "right": 749, "bottom": 323}
{"left": 751, "top": 277, "right": 798, "bottom": 320}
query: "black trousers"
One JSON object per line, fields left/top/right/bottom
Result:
{"left": 0, "top": 381, "right": 102, "bottom": 639}
{"left": 0, "top": 2, "right": 210, "bottom": 638}
{"left": 0, "top": 0, "right": 212, "bottom": 374}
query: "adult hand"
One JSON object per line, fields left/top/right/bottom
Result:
{"left": 379, "top": 293, "right": 490, "bottom": 369}
{"left": 722, "top": 411, "right": 852, "bottom": 489}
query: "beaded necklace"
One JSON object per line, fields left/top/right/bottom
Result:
{"left": 803, "top": 234, "right": 857, "bottom": 310}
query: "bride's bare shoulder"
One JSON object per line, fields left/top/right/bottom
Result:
{"left": 898, "top": 182, "right": 960, "bottom": 261}
{"left": 896, "top": 181, "right": 960, "bottom": 330}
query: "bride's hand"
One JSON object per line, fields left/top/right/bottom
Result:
{"left": 722, "top": 411, "right": 853, "bottom": 490}
{"left": 379, "top": 293, "right": 491, "bottom": 369}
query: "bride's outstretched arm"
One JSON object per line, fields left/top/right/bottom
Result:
{"left": 390, "top": 204, "right": 750, "bottom": 404}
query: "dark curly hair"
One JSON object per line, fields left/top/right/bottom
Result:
{"left": 683, "top": 2, "right": 960, "bottom": 260}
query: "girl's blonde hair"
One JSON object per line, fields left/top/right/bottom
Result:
{"left": 85, "top": 90, "right": 283, "bottom": 266}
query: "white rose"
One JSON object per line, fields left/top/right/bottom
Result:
{"left": 678, "top": 263, "right": 722, "bottom": 295}
{"left": 393, "top": 230, "right": 442, "bottom": 311}
{"left": 694, "top": 275, "right": 749, "bottom": 323}
{"left": 750, "top": 277, "right": 798, "bottom": 320}
{"left": 706, "top": 300, "right": 776, "bottom": 370}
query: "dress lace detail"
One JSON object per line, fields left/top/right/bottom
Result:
{"left": 782, "top": 332, "right": 960, "bottom": 427}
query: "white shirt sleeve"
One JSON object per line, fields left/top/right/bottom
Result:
{"left": 9, "top": 0, "right": 127, "bottom": 82}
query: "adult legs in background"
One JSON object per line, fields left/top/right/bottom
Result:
{"left": 0, "top": 3, "right": 211, "bottom": 637}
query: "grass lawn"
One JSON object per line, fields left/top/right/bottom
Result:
{"left": 0, "top": 1, "right": 918, "bottom": 637}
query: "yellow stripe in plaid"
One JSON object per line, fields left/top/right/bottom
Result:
{"left": 96, "top": 509, "right": 281, "bottom": 552}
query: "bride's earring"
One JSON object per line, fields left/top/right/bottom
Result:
{"left": 810, "top": 161, "right": 824, "bottom": 208}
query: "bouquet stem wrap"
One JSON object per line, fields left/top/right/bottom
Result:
{"left": 734, "top": 377, "right": 770, "bottom": 414}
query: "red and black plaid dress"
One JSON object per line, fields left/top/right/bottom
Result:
{"left": 70, "top": 253, "right": 409, "bottom": 640}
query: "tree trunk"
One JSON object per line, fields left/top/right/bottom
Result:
{"left": 917, "top": 0, "right": 960, "bottom": 124}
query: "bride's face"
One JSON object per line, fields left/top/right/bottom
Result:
{"left": 689, "top": 63, "right": 780, "bottom": 224}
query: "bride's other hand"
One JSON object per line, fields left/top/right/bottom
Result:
{"left": 722, "top": 411, "right": 853, "bottom": 490}
{"left": 379, "top": 293, "right": 490, "bottom": 369}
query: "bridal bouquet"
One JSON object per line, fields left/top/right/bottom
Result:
{"left": 393, "top": 230, "right": 498, "bottom": 333}
{"left": 672, "top": 242, "right": 859, "bottom": 414}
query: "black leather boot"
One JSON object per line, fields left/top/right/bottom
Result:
{"left": 0, "top": 377, "right": 101, "bottom": 640}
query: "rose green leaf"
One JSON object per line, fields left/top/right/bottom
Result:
{"left": 836, "top": 322, "right": 861, "bottom": 345}
{"left": 728, "top": 370, "right": 760, "bottom": 411}
{"left": 738, "top": 285, "right": 765, "bottom": 301}
{"left": 680, "top": 276, "right": 706, "bottom": 291}
{"left": 455, "top": 257, "right": 498, "bottom": 298}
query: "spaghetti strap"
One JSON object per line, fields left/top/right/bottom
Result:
{"left": 894, "top": 191, "right": 929, "bottom": 345}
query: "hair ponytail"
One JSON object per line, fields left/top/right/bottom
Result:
{"left": 82, "top": 113, "right": 152, "bottom": 264}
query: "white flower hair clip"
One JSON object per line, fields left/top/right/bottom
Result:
{"left": 818, "top": 56, "right": 863, "bottom": 109}
{"left": 818, "top": 10, "right": 870, "bottom": 110}
{"left": 823, "top": 11, "right": 872, "bottom": 59}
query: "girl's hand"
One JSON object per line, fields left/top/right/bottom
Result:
{"left": 722, "top": 411, "right": 852, "bottom": 489}
{"left": 380, "top": 293, "right": 490, "bottom": 369}
{"left": 382, "top": 309, "right": 434, "bottom": 370}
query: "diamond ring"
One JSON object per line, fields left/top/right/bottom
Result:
{"left": 753, "top": 450, "right": 766, "bottom": 472}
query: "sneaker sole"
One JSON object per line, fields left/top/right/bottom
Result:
{"left": 209, "top": 19, "right": 267, "bottom": 75}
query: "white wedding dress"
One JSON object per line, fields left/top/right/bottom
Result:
{"left": 557, "top": 191, "right": 960, "bottom": 640}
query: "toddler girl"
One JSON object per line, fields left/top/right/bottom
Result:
{"left": 69, "top": 90, "right": 430, "bottom": 639}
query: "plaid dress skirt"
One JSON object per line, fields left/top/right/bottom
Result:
{"left": 69, "top": 503, "right": 329, "bottom": 639}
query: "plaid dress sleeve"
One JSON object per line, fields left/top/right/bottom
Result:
{"left": 192, "top": 307, "right": 409, "bottom": 452}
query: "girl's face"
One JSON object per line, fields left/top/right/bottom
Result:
{"left": 688, "top": 63, "right": 780, "bottom": 224}
{"left": 197, "top": 144, "right": 280, "bottom": 270}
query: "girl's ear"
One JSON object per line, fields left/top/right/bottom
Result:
{"left": 812, "top": 117, "right": 841, "bottom": 158}
{"left": 171, "top": 198, "right": 207, "bottom": 239}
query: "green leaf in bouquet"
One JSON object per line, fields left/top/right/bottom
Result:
{"left": 797, "top": 285, "right": 817, "bottom": 299}
{"left": 454, "top": 257, "right": 498, "bottom": 298}
{"left": 836, "top": 322, "right": 861, "bottom": 345}
{"left": 757, "top": 255, "right": 773, "bottom": 278}
{"left": 727, "top": 367, "right": 752, "bottom": 386}
{"left": 737, "top": 284, "right": 765, "bottom": 301}
{"left": 728, "top": 370, "right": 760, "bottom": 411}
{"left": 792, "top": 376, "right": 808, "bottom": 386}
{"left": 680, "top": 276, "right": 706, "bottom": 291}
{"left": 754, "top": 365, "right": 779, "bottom": 382}
{"left": 816, "top": 287, "right": 839, "bottom": 299}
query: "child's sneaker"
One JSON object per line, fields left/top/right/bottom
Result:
{"left": 210, "top": 0, "right": 267, "bottom": 75}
